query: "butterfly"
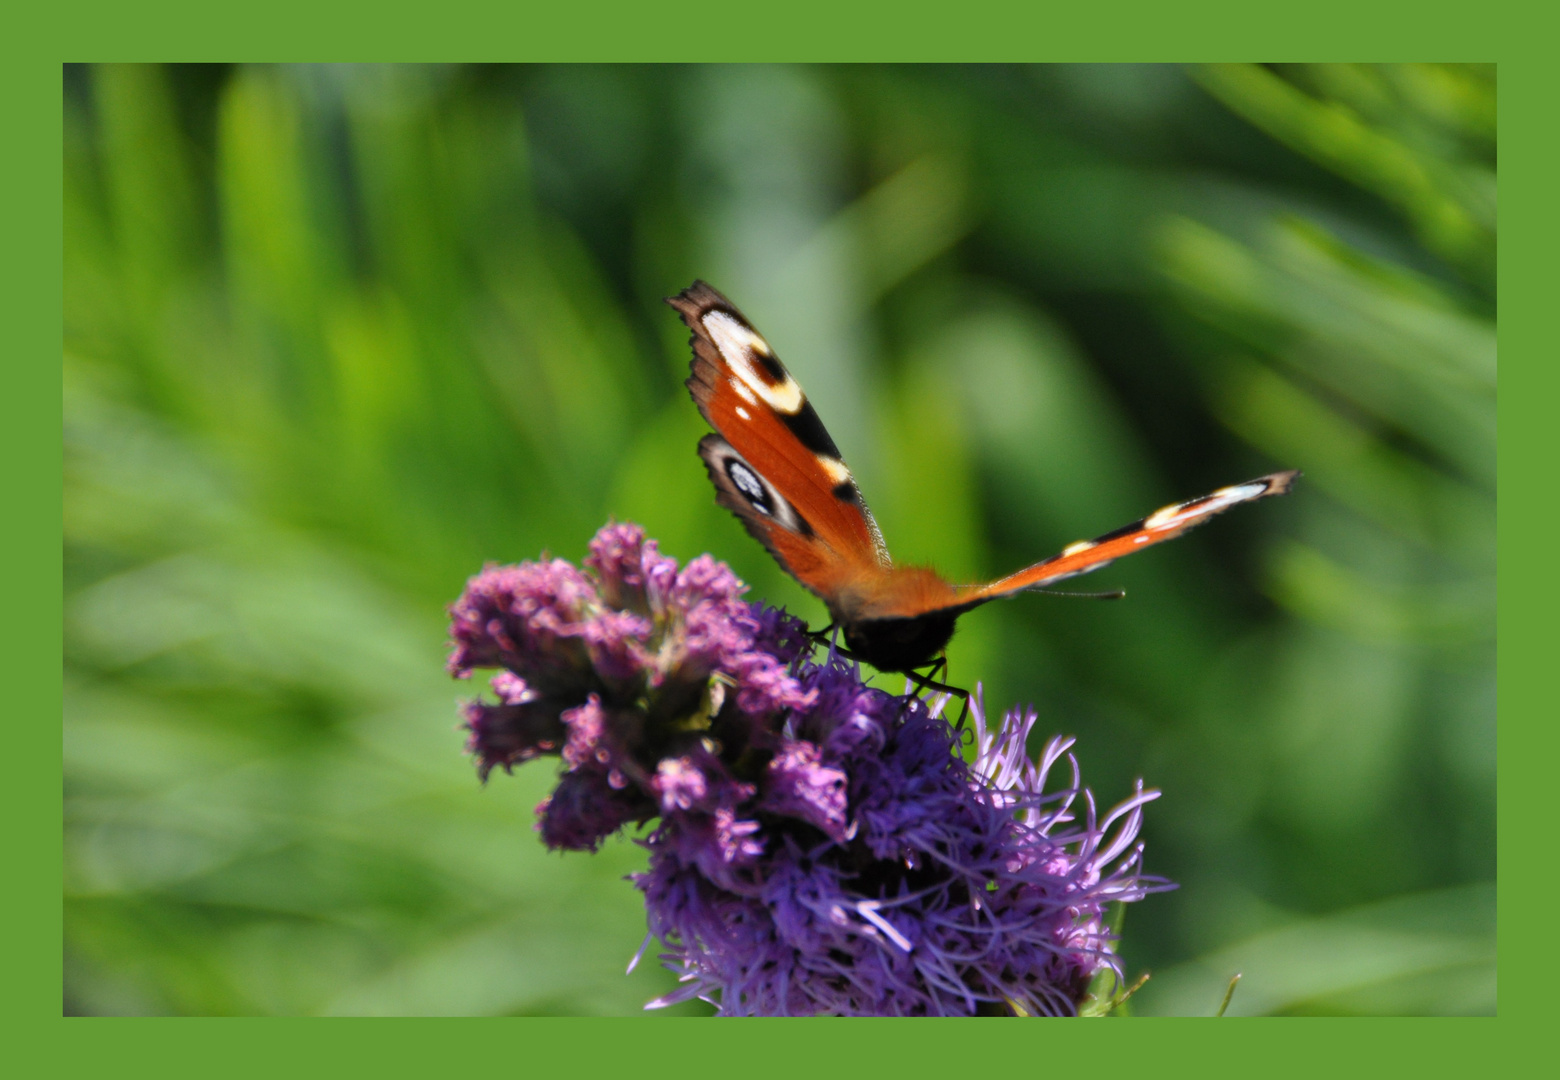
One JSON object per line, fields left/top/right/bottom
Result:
{"left": 669, "top": 280, "right": 1299, "bottom": 676}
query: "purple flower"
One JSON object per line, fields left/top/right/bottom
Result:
{"left": 448, "top": 522, "right": 1170, "bottom": 1015}
{"left": 447, "top": 521, "right": 815, "bottom": 851}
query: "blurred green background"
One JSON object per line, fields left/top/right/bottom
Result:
{"left": 63, "top": 63, "right": 1495, "bottom": 1016}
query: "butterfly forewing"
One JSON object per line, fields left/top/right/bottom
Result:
{"left": 953, "top": 470, "right": 1301, "bottom": 605}
{"left": 670, "top": 283, "right": 891, "bottom": 599}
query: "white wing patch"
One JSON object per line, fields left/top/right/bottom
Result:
{"left": 727, "top": 375, "right": 758, "bottom": 406}
{"left": 704, "top": 311, "right": 805, "bottom": 415}
{"left": 818, "top": 456, "right": 852, "bottom": 486}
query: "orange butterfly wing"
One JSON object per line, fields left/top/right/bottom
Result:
{"left": 951, "top": 470, "right": 1301, "bottom": 606}
{"left": 669, "top": 282, "right": 892, "bottom": 606}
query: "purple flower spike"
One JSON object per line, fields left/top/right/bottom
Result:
{"left": 448, "top": 522, "right": 1171, "bottom": 1015}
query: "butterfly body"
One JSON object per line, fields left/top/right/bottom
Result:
{"left": 841, "top": 610, "right": 962, "bottom": 675}
{"left": 669, "top": 280, "right": 1298, "bottom": 674}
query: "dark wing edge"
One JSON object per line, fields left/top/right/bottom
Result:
{"left": 668, "top": 280, "right": 744, "bottom": 433}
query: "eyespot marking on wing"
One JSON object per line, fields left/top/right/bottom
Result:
{"left": 755, "top": 351, "right": 787, "bottom": 382}
{"left": 727, "top": 459, "right": 772, "bottom": 516}
{"left": 704, "top": 311, "right": 804, "bottom": 415}
{"left": 704, "top": 436, "right": 815, "bottom": 538}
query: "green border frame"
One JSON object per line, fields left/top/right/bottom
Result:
{"left": 20, "top": 0, "right": 1527, "bottom": 1069}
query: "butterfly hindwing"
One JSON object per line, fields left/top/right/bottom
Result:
{"left": 696, "top": 433, "right": 851, "bottom": 595}
{"left": 670, "top": 282, "right": 891, "bottom": 603}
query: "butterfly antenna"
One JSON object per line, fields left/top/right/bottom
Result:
{"left": 1039, "top": 588, "right": 1127, "bottom": 600}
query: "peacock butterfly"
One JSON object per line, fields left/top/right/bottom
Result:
{"left": 668, "top": 280, "right": 1298, "bottom": 676}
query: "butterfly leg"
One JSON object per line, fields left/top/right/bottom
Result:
{"left": 929, "top": 657, "right": 973, "bottom": 734}
{"left": 805, "top": 623, "right": 863, "bottom": 668}
{"left": 905, "top": 660, "right": 972, "bottom": 733}
{"left": 802, "top": 630, "right": 970, "bottom": 730}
